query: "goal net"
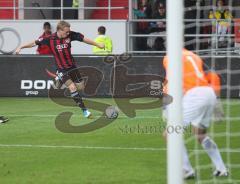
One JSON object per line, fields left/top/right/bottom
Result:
{"left": 176, "top": 0, "right": 240, "bottom": 183}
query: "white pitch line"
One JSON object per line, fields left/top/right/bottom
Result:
{"left": 0, "top": 144, "right": 166, "bottom": 151}
{"left": 6, "top": 115, "right": 162, "bottom": 119}
{"left": 7, "top": 115, "right": 240, "bottom": 121}
{"left": 8, "top": 115, "right": 57, "bottom": 117}
{"left": 0, "top": 144, "right": 239, "bottom": 153}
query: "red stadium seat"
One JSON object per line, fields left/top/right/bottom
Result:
{"left": 96, "top": 0, "right": 129, "bottom": 7}
{"left": 0, "top": 0, "right": 18, "bottom": 19}
{"left": 91, "top": 0, "right": 128, "bottom": 20}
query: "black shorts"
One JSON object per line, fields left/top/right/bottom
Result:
{"left": 57, "top": 68, "right": 83, "bottom": 84}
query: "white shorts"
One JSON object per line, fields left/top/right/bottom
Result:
{"left": 163, "top": 86, "right": 217, "bottom": 129}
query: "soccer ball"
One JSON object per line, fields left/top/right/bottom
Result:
{"left": 105, "top": 106, "right": 119, "bottom": 119}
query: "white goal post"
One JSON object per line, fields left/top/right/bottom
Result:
{"left": 167, "top": 0, "right": 184, "bottom": 184}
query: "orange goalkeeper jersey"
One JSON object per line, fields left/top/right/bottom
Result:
{"left": 205, "top": 71, "right": 221, "bottom": 96}
{"left": 163, "top": 49, "right": 209, "bottom": 94}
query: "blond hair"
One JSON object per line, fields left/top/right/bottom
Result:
{"left": 57, "top": 20, "right": 70, "bottom": 31}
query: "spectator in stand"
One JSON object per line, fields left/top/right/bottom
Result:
{"left": 147, "top": 2, "right": 166, "bottom": 49}
{"left": 209, "top": 0, "right": 233, "bottom": 47}
{"left": 133, "top": 0, "right": 152, "bottom": 19}
{"left": 133, "top": 0, "right": 152, "bottom": 32}
{"left": 150, "top": 2, "right": 166, "bottom": 32}
{"left": 37, "top": 22, "right": 52, "bottom": 55}
{"left": 134, "top": 0, "right": 153, "bottom": 50}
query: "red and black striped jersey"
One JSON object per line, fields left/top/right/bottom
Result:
{"left": 35, "top": 31, "right": 84, "bottom": 71}
{"left": 36, "top": 32, "right": 52, "bottom": 55}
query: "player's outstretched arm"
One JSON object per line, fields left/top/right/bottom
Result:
{"left": 83, "top": 38, "right": 105, "bottom": 49}
{"left": 15, "top": 41, "right": 36, "bottom": 54}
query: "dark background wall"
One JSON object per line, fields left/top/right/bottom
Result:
{"left": 0, "top": 55, "right": 239, "bottom": 98}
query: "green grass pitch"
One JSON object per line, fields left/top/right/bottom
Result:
{"left": 0, "top": 98, "right": 239, "bottom": 184}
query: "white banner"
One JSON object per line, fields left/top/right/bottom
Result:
{"left": 0, "top": 20, "right": 126, "bottom": 54}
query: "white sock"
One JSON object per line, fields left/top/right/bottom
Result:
{"left": 201, "top": 136, "right": 227, "bottom": 171}
{"left": 182, "top": 143, "right": 194, "bottom": 172}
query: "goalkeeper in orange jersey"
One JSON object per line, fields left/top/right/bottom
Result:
{"left": 162, "top": 48, "right": 228, "bottom": 179}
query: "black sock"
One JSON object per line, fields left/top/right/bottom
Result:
{"left": 71, "top": 91, "right": 86, "bottom": 111}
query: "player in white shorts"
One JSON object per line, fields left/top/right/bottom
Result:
{"left": 183, "top": 86, "right": 216, "bottom": 129}
{"left": 162, "top": 49, "right": 228, "bottom": 179}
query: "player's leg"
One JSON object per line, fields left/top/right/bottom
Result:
{"left": 188, "top": 87, "right": 228, "bottom": 176}
{"left": 162, "top": 125, "right": 194, "bottom": 179}
{"left": 182, "top": 86, "right": 218, "bottom": 179}
{"left": 182, "top": 142, "right": 195, "bottom": 179}
{"left": 65, "top": 79, "right": 91, "bottom": 118}
{"left": 181, "top": 90, "right": 202, "bottom": 179}
{"left": 68, "top": 69, "right": 93, "bottom": 118}
{"left": 66, "top": 79, "right": 86, "bottom": 109}
{"left": 55, "top": 70, "right": 90, "bottom": 117}
{"left": 192, "top": 126, "right": 228, "bottom": 176}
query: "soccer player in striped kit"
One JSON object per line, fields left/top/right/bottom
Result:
{"left": 16, "top": 21, "right": 105, "bottom": 118}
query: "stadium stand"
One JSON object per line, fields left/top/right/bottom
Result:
{"left": 0, "top": 0, "right": 18, "bottom": 19}
{"left": 91, "top": 0, "right": 129, "bottom": 19}
{"left": 0, "top": 0, "right": 240, "bottom": 54}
